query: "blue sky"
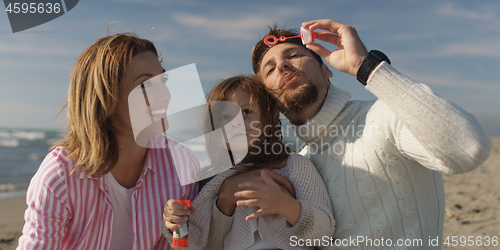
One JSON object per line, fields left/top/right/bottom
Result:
{"left": 1, "top": 0, "right": 499, "bottom": 129}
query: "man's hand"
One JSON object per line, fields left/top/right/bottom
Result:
{"left": 302, "top": 19, "right": 368, "bottom": 76}
{"left": 216, "top": 163, "right": 294, "bottom": 216}
{"left": 163, "top": 199, "right": 198, "bottom": 232}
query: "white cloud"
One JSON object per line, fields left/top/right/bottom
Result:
{"left": 388, "top": 38, "right": 500, "bottom": 60}
{"left": 403, "top": 71, "right": 500, "bottom": 91}
{"left": 440, "top": 42, "right": 500, "bottom": 58}
{"left": 171, "top": 7, "right": 297, "bottom": 40}
{"left": 438, "top": 2, "right": 498, "bottom": 21}
{"left": 0, "top": 36, "right": 83, "bottom": 57}
{"left": 379, "top": 2, "right": 500, "bottom": 60}
{"left": 105, "top": 0, "right": 199, "bottom": 6}
{"left": 171, "top": 13, "right": 272, "bottom": 40}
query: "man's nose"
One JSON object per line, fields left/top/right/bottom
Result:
{"left": 276, "top": 58, "right": 294, "bottom": 74}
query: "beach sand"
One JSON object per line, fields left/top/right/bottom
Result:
{"left": 442, "top": 138, "right": 500, "bottom": 249}
{"left": 1, "top": 138, "right": 498, "bottom": 250}
{"left": 0, "top": 196, "right": 25, "bottom": 250}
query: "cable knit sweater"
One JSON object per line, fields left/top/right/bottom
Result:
{"left": 162, "top": 153, "right": 335, "bottom": 250}
{"left": 210, "top": 62, "right": 492, "bottom": 249}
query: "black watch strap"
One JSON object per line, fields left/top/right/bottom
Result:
{"left": 356, "top": 50, "right": 391, "bottom": 85}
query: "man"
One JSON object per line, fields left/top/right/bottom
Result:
{"left": 210, "top": 19, "right": 492, "bottom": 249}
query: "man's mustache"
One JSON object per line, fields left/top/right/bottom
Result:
{"left": 279, "top": 70, "right": 303, "bottom": 90}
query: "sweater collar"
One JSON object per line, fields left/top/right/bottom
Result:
{"left": 292, "top": 84, "right": 351, "bottom": 143}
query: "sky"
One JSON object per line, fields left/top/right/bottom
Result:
{"left": 1, "top": 0, "right": 499, "bottom": 129}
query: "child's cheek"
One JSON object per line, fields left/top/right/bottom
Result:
{"left": 248, "top": 120, "right": 261, "bottom": 129}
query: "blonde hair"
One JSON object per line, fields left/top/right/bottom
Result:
{"left": 54, "top": 33, "right": 158, "bottom": 177}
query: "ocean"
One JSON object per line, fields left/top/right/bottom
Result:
{"left": 0, "top": 128, "right": 65, "bottom": 200}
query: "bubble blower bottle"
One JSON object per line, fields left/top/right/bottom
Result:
{"left": 171, "top": 199, "right": 191, "bottom": 248}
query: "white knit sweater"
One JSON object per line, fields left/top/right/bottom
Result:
{"left": 210, "top": 62, "right": 492, "bottom": 249}
{"left": 163, "top": 153, "right": 335, "bottom": 250}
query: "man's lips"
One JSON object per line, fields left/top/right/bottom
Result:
{"left": 284, "top": 75, "right": 298, "bottom": 86}
{"left": 282, "top": 72, "right": 301, "bottom": 87}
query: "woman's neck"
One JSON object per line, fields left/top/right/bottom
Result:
{"left": 111, "top": 134, "right": 148, "bottom": 189}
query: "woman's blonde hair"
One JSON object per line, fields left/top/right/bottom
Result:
{"left": 54, "top": 33, "right": 158, "bottom": 177}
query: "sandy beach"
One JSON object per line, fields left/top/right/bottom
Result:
{"left": 442, "top": 138, "right": 500, "bottom": 249}
{"left": 0, "top": 195, "right": 25, "bottom": 250}
{"left": 1, "top": 138, "right": 498, "bottom": 250}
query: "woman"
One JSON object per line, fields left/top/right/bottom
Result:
{"left": 17, "top": 33, "right": 198, "bottom": 250}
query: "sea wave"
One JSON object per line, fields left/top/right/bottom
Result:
{"left": 0, "top": 183, "right": 29, "bottom": 193}
{"left": 0, "top": 189, "right": 27, "bottom": 200}
{"left": 0, "top": 183, "right": 29, "bottom": 200}
{"left": 0, "top": 128, "right": 64, "bottom": 148}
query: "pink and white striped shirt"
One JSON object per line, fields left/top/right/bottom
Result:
{"left": 18, "top": 137, "right": 199, "bottom": 250}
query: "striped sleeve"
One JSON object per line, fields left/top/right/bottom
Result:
{"left": 167, "top": 137, "right": 201, "bottom": 187}
{"left": 185, "top": 152, "right": 200, "bottom": 199}
{"left": 18, "top": 150, "right": 71, "bottom": 250}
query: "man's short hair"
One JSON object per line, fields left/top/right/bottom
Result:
{"left": 252, "top": 24, "right": 323, "bottom": 75}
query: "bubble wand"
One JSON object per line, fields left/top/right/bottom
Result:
{"left": 263, "top": 27, "right": 315, "bottom": 47}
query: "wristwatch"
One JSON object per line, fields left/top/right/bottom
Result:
{"left": 356, "top": 50, "right": 391, "bottom": 85}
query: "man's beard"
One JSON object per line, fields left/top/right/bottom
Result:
{"left": 277, "top": 80, "right": 319, "bottom": 116}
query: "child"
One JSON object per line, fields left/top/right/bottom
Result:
{"left": 162, "top": 75, "right": 334, "bottom": 249}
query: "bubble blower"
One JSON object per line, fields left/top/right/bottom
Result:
{"left": 263, "top": 27, "right": 315, "bottom": 47}
{"left": 171, "top": 199, "right": 191, "bottom": 248}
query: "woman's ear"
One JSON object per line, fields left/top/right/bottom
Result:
{"left": 322, "top": 64, "right": 333, "bottom": 79}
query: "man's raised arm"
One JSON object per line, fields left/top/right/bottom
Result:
{"left": 303, "top": 19, "right": 492, "bottom": 174}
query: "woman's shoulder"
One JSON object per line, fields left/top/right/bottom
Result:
{"left": 41, "top": 146, "right": 75, "bottom": 167}
{"left": 26, "top": 147, "right": 83, "bottom": 210}
{"left": 34, "top": 146, "right": 76, "bottom": 184}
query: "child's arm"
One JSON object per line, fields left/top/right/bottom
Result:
{"left": 216, "top": 166, "right": 293, "bottom": 216}
{"left": 235, "top": 170, "right": 301, "bottom": 225}
{"left": 235, "top": 154, "right": 335, "bottom": 246}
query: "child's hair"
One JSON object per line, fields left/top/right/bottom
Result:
{"left": 204, "top": 75, "right": 290, "bottom": 170}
